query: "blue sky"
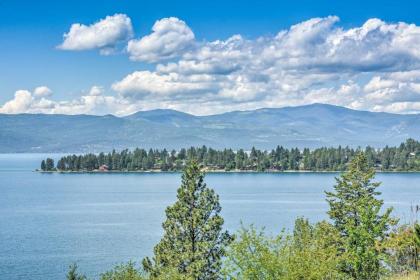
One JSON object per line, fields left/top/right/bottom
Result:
{"left": 1, "top": 0, "right": 420, "bottom": 115}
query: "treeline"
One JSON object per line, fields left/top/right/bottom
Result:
{"left": 41, "top": 139, "right": 420, "bottom": 172}
{"left": 67, "top": 155, "right": 420, "bottom": 280}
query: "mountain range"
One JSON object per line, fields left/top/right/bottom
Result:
{"left": 1, "top": 103, "right": 419, "bottom": 153}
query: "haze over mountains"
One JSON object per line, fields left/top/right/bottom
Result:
{"left": 1, "top": 103, "right": 419, "bottom": 153}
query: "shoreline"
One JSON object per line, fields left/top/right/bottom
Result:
{"left": 35, "top": 169, "right": 420, "bottom": 174}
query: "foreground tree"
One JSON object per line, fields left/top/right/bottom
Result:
{"left": 100, "top": 262, "right": 145, "bottom": 280}
{"left": 326, "top": 152, "right": 394, "bottom": 279}
{"left": 143, "top": 161, "right": 233, "bottom": 279}
{"left": 66, "top": 263, "right": 86, "bottom": 280}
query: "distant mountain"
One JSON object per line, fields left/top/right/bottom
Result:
{"left": 0, "top": 104, "right": 419, "bottom": 152}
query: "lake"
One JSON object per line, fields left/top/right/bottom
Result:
{"left": 0, "top": 154, "right": 419, "bottom": 279}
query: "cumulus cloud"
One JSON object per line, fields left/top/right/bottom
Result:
{"left": 33, "top": 86, "right": 52, "bottom": 97}
{"left": 58, "top": 14, "right": 133, "bottom": 53}
{"left": 112, "top": 71, "right": 216, "bottom": 99}
{"left": 0, "top": 90, "right": 34, "bottom": 114}
{"left": 3, "top": 16, "right": 420, "bottom": 115}
{"left": 258, "top": 17, "right": 420, "bottom": 72}
{"left": 127, "top": 17, "right": 195, "bottom": 62}
{"left": 0, "top": 86, "right": 138, "bottom": 116}
{"left": 111, "top": 16, "right": 420, "bottom": 114}
{"left": 88, "top": 85, "right": 103, "bottom": 96}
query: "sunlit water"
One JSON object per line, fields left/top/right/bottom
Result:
{"left": 0, "top": 154, "right": 419, "bottom": 279}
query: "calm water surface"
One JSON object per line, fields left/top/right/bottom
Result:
{"left": 0, "top": 154, "right": 419, "bottom": 279}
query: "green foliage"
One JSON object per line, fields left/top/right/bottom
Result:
{"left": 41, "top": 158, "right": 54, "bottom": 171}
{"left": 414, "top": 223, "right": 420, "bottom": 251}
{"left": 223, "top": 220, "right": 346, "bottom": 280}
{"left": 384, "top": 224, "right": 420, "bottom": 274}
{"left": 326, "top": 152, "right": 394, "bottom": 279}
{"left": 389, "top": 271, "right": 420, "bottom": 280}
{"left": 142, "top": 161, "right": 233, "bottom": 279}
{"left": 45, "top": 158, "right": 54, "bottom": 171}
{"left": 287, "top": 219, "right": 345, "bottom": 280}
{"left": 48, "top": 139, "right": 420, "bottom": 172}
{"left": 147, "top": 267, "right": 190, "bottom": 280}
{"left": 66, "top": 263, "right": 86, "bottom": 280}
{"left": 100, "top": 262, "right": 145, "bottom": 280}
{"left": 223, "top": 225, "right": 288, "bottom": 279}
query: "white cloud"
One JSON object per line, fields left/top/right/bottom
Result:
{"left": 364, "top": 76, "right": 397, "bottom": 92}
{"left": 88, "top": 85, "right": 103, "bottom": 96}
{"left": 0, "top": 86, "right": 54, "bottom": 114}
{"left": 259, "top": 17, "right": 420, "bottom": 72}
{"left": 58, "top": 14, "right": 133, "bottom": 53}
{"left": 363, "top": 75, "right": 420, "bottom": 105}
{"left": 33, "top": 86, "right": 52, "bottom": 98}
{"left": 0, "top": 90, "right": 33, "bottom": 114}
{"left": 127, "top": 17, "right": 195, "bottom": 62}
{"left": 111, "top": 16, "right": 420, "bottom": 114}
{"left": 112, "top": 71, "right": 216, "bottom": 99}
{"left": 373, "top": 102, "right": 420, "bottom": 114}
{"left": 3, "top": 16, "right": 420, "bottom": 115}
{"left": 0, "top": 86, "right": 137, "bottom": 116}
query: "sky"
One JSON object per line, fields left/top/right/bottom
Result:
{"left": 0, "top": 0, "right": 420, "bottom": 116}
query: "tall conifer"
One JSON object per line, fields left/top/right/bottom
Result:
{"left": 326, "top": 153, "right": 394, "bottom": 279}
{"left": 143, "top": 161, "right": 232, "bottom": 279}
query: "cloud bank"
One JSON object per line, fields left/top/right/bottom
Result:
{"left": 0, "top": 86, "right": 134, "bottom": 115}
{"left": 2, "top": 16, "right": 420, "bottom": 115}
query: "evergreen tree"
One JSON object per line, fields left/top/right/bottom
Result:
{"left": 142, "top": 161, "right": 233, "bottom": 279}
{"left": 57, "top": 159, "right": 65, "bottom": 170}
{"left": 46, "top": 158, "right": 54, "bottom": 171}
{"left": 326, "top": 152, "right": 394, "bottom": 279}
{"left": 100, "top": 262, "right": 145, "bottom": 280}
{"left": 66, "top": 263, "right": 86, "bottom": 280}
{"left": 40, "top": 160, "right": 46, "bottom": 171}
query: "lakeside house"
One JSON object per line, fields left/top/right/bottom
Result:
{"left": 98, "top": 165, "right": 109, "bottom": 172}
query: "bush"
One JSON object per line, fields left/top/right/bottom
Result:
{"left": 223, "top": 219, "right": 346, "bottom": 280}
{"left": 384, "top": 224, "right": 420, "bottom": 274}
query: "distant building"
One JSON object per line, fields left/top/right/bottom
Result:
{"left": 98, "top": 165, "right": 109, "bottom": 171}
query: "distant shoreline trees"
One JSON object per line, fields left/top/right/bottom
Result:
{"left": 44, "top": 139, "right": 420, "bottom": 172}
{"left": 40, "top": 158, "right": 55, "bottom": 171}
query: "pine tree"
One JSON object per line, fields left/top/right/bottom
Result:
{"left": 143, "top": 161, "right": 233, "bottom": 279}
{"left": 40, "top": 160, "right": 46, "bottom": 171}
{"left": 57, "top": 159, "right": 65, "bottom": 170}
{"left": 66, "top": 263, "right": 86, "bottom": 280}
{"left": 100, "top": 262, "right": 145, "bottom": 280}
{"left": 326, "top": 152, "right": 394, "bottom": 279}
{"left": 46, "top": 158, "right": 54, "bottom": 171}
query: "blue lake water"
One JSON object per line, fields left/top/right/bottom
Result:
{"left": 0, "top": 154, "right": 419, "bottom": 279}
